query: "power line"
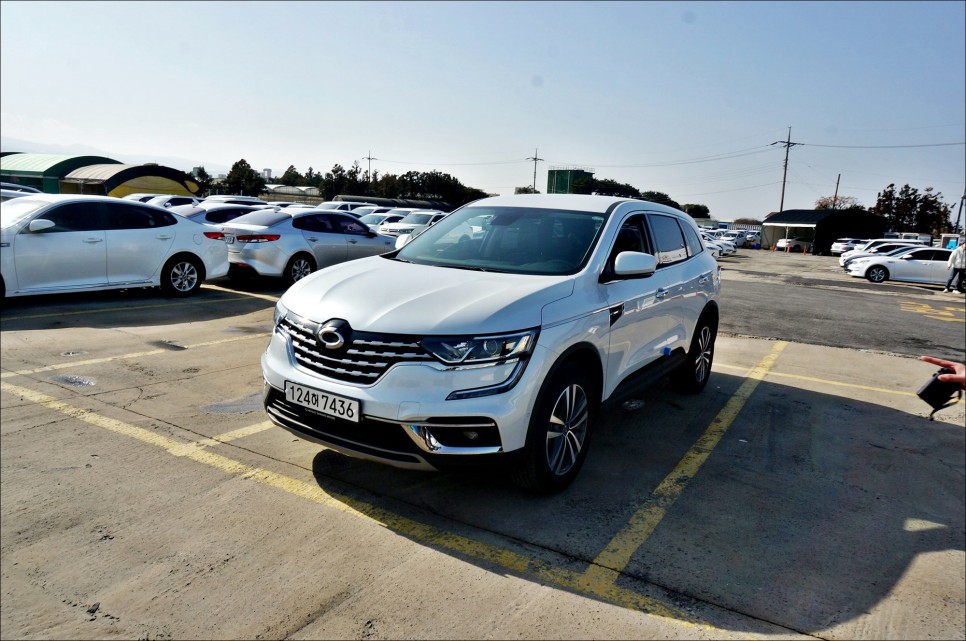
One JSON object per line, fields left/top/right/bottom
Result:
{"left": 801, "top": 142, "right": 964, "bottom": 149}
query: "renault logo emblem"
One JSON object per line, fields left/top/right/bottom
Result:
{"left": 317, "top": 320, "right": 347, "bottom": 350}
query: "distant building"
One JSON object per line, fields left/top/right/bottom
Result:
{"left": 547, "top": 166, "right": 595, "bottom": 194}
{"left": 263, "top": 168, "right": 272, "bottom": 180}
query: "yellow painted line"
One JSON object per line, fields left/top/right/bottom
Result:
{"left": 899, "top": 300, "right": 965, "bottom": 323}
{"left": 714, "top": 362, "right": 917, "bottom": 397}
{"left": 0, "top": 334, "right": 269, "bottom": 379}
{"left": 168, "top": 420, "right": 275, "bottom": 456}
{"left": 0, "top": 380, "right": 751, "bottom": 633}
{"left": 581, "top": 342, "right": 788, "bottom": 590}
{"left": 0, "top": 287, "right": 275, "bottom": 322}
{"left": 202, "top": 284, "right": 282, "bottom": 303}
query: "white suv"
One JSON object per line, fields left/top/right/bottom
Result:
{"left": 262, "top": 194, "right": 721, "bottom": 493}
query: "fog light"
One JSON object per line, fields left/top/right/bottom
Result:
{"left": 463, "top": 431, "right": 479, "bottom": 440}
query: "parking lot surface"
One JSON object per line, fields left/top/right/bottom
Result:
{"left": 1, "top": 249, "right": 963, "bottom": 640}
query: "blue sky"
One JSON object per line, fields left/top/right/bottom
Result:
{"left": 2, "top": 1, "right": 964, "bottom": 220}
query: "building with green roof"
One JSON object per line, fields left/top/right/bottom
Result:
{"left": 0, "top": 153, "right": 198, "bottom": 196}
{"left": 0, "top": 153, "right": 120, "bottom": 193}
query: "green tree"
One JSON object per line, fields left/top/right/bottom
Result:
{"left": 640, "top": 190, "right": 682, "bottom": 210}
{"left": 682, "top": 204, "right": 710, "bottom": 218}
{"left": 515, "top": 186, "right": 538, "bottom": 194}
{"left": 280, "top": 165, "right": 303, "bottom": 187}
{"left": 592, "top": 178, "right": 641, "bottom": 198}
{"left": 871, "top": 183, "right": 953, "bottom": 237}
{"left": 734, "top": 217, "right": 763, "bottom": 225}
{"left": 815, "top": 195, "right": 863, "bottom": 210}
{"left": 224, "top": 159, "right": 266, "bottom": 197}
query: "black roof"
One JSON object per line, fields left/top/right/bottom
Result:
{"left": 764, "top": 209, "right": 840, "bottom": 225}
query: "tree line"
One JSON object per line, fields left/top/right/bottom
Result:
{"left": 194, "top": 159, "right": 961, "bottom": 236}
{"left": 198, "top": 159, "right": 489, "bottom": 209}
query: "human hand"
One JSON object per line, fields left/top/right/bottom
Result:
{"left": 920, "top": 356, "right": 966, "bottom": 390}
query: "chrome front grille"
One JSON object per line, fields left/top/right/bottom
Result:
{"left": 279, "top": 313, "right": 435, "bottom": 384}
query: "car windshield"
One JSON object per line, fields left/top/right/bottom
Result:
{"left": 393, "top": 206, "right": 607, "bottom": 275}
{"left": 1, "top": 197, "right": 49, "bottom": 228}
{"left": 227, "top": 210, "right": 290, "bottom": 226}
{"left": 359, "top": 214, "right": 386, "bottom": 225}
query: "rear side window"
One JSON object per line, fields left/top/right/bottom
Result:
{"left": 681, "top": 222, "right": 704, "bottom": 257}
{"left": 332, "top": 215, "right": 370, "bottom": 235}
{"left": 293, "top": 214, "right": 333, "bottom": 232}
{"left": 648, "top": 214, "right": 688, "bottom": 265}
{"left": 107, "top": 203, "right": 176, "bottom": 229}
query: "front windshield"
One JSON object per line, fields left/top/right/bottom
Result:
{"left": 393, "top": 206, "right": 606, "bottom": 275}
{"left": 1, "top": 198, "right": 48, "bottom": 228}
{"left": 359, "top": 214, "right": 385, "bottom": 225}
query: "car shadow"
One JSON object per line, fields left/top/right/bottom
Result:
{"left": 0, "top": 276, "right": 285, "bottom": 331}
{"left": 307, "top": 372, "right": 964, "bottom": 636}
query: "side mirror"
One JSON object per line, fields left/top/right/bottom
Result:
{"left": 613, "top": 251, "right": 658, "bottom": 278}
{"left": 28, "top": 219, "right": 56, "bottom": 232}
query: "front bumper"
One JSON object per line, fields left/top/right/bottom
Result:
{"left": 260, "top": 324, "right": 552, "bottom": 470}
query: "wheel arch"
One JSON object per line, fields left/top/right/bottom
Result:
{"left": 535, "top": 342, "right": 604, "bottom": 410}
{"left": 163, "top": 251, "right": 207, "bottom": 282}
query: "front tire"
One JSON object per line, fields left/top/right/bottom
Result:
{"left": 672, "top": 314, "right": 717, "bottom": 393}
{"left": 160, "top": 255, "right": 202, "bottom": 296}
{"left": 512, "top": 363, "right": 597, "bottom": 494}
{"left": 866, "top": 266, "right": 889, "bottom": 283}
{"left": 284, "top": 254, "right": 315, "bottom": 285}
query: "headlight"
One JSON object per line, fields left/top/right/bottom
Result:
{"left": 422, "top": 330, "right": 537, "bottom": 365}
{"left": 273, "top": 300, "right": 289, "bottom": 327}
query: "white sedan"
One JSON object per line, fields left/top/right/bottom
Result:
{"left": 846, "top": 247, "right": 953, "bottom": 285}
{"left": 1, "top": 194, "right": 229, "bottom": 298}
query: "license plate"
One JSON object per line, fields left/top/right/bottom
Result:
{"left": 284, "top": 381, "right": 360, "bottom": 422}
{"left": 224, "top": 234, "right": 235, "bottom": 244}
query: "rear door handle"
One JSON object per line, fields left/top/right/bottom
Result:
{"left": 83, "top": 238, "right": 103, "bottom": 244}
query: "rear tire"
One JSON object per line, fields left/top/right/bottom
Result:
{"left": 672, "top": 314, "right": 717, "bottom": 393}
{"left": 160, "top": 255, "right": 202, "bottom": 296}
{"left": 512, "top": 363, "right": 597, "bottom": 494}
{"left": 284, "top": 254, "right": 315, "bottom": 285}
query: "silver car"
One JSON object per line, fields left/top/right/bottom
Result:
{"left": 221, "top": 209, "right": 395, "bottom": 284}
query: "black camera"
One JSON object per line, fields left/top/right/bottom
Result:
{"left": 917, "top": 368, "right": 962, "bottom": 420}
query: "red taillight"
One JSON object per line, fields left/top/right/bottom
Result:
{"left": 203, "top": 231, "right": 224, "bottom": 240}
{"left": 236, "top": 234, "right": 281, "bottom": 243}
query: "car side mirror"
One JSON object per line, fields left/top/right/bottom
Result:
{"left": 613, "top": 251, "right": 658, "bottom": 278}
{"left": 28, "top": 219, "right": 56, "bottom": 232}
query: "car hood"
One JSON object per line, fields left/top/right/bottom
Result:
{"left": 282, "top": 256, "right": 576, "bottom": 334}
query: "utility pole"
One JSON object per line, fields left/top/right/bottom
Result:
{"left": 362, "top": 151, "right": 377, "bottom": 193}
{"left": 770, "top": 127, "right": 801, "bottom": 212}
{"left": 955, "top": 191, "right": 965, "bottom": 235}
{"left": 832, "top": 173, "right": 841, "bottom": 209}
{"left": 525, "top": 148, "right": 543, "bottom": 192}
